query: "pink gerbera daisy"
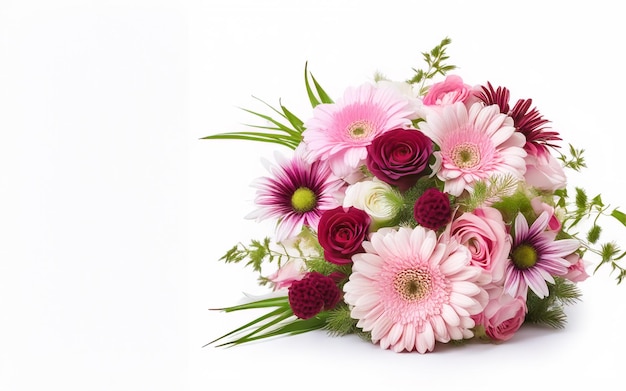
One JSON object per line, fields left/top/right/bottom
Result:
{"left": 418, "top": 102, "right": 527, "bottom": 196}
{"left": 302, "top": 83, "right": 415, "bottom": 178}
{"left": 343, "top": 226, "right": 487, "bottom": 353}
{"left": 504, "top": 212, "right": 580, "bottom": 298}
{"left": 246, "top": 152, "right": 344, "bottom": 242}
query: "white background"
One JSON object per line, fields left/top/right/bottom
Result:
{"left": 1, "top": 0, "right": 625, "bottom": 390}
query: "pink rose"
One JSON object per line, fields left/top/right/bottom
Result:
{"left": 563, "top": 253, "right": 589, "bottom": 282}
{"left": 451, "top": 207, "right": 511, "bottom": 284}
{"left": 524, "top": 151, "right": 566, "bottom": 191}
{"left": 267, "top": 259, "right": 306, "bottom": 290}
{"left": 366, "top": 129, "right": 433, "bottom": 191}
{"left": 531, "top": 197, "right": 561, "bottom": 231}
{"left": 423, "top": 75, "right": 473, "bottom": 106}
{"left": 475, "top": 286, "right": 527, "bottom": 342}
{"left": 318, "top": 206, "right": 371, "bottom": 265}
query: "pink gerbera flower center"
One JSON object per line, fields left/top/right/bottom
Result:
{"left": 347, "top": 119, "right": 375, "bottom": 139}
{"left": 450, "top": 142, "right": 481, "bottom": 168}
{"left": 393, "top": 268, "right": 432, "bottom": 301}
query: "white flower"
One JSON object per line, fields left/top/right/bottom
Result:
{"left": 342, "top": 179, "right": 400, "bottom": 228}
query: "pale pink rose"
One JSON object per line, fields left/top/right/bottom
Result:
{"left": 475, "top": 286, "right": 527, "bottom": 342}
{"left": 563, "top": 253, "right": 589, "bottom": 282}
{"left": 450, "top": 207, "right": 511, "bottom": 284}
{"left": 267, "top": 259, "right": 306, "bottom": 290}
{"left": 524, "top": 151, "right": 567, "bottom": 191}
{"left": 423, "top": 75, "right": 473, "bottom": 106}
{"left": 531, "top": 197, "right": 561, "bottom": 231}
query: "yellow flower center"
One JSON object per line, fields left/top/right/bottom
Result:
{"left": 394, "top": 268, "right": 432, "bottom": 302}
{"left": 347, "top": 120, "right": 374, "bottom": 139}
{"left": 291, "top": 187, "right": 317, "bottom": 213}
{"left": 512, "top": 244, "right": 538, "bottom": 269}
{"left": 451, "top": 142, "right": 480, "bottom": 168}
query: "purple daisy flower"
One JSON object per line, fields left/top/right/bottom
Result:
{"left": 504, "top": 212, "right": 580, "bottom": 298}
{"left": 246, "top": 152, "right": 344, "bottom": 242}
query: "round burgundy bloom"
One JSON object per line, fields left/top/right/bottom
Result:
{"left": 366, "top": 128, "right": 433, "bottom": 191}
{"left": 318, "top": 206, "right": 370, "bottom": 265}
{"left": 413, "top": 188, "right": 452, "bottom": 230}
{"left": 288, "top": 272, "right": 341, "bottom": 319}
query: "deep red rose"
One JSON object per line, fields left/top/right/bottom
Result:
{"left": 288, "top": 272, "right": 342, "bottom": 319}
{"left": 318, "top": 206, "right": 370, "bottom": 265}
{"left": 413, "top": 188, "right": 451, "bottom": 230}
{"left": 366, "top": 128, "right": 433, "bottom": 191}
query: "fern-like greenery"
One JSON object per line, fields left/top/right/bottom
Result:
{"left": 525, "top": 277, "right": 582, "bottom": 328}
{"left": 406, "top": 36, "right": 457, "bottom": 96}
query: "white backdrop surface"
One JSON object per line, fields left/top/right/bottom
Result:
{"left": 1, "top": 1, "right": 625, "bottom": 390}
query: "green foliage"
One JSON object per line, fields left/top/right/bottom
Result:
{"left": 557, "top": 173, "right": 626, "bottom": 284}
{"left": 202, "top": 62, "right": 334, "bottom": 149}
{"left": 525, "top": 277, "right": 582, "bottom": 329}
{"left": 323, "top": 303, "right": 359, "bottom": 336}
{"left": 558, "top": 144, "right": 586, "bottom": 171}
{"left": 490, "top": 189, "right": 534, "bottom": 224}
{"left": 304, "top": 61, "right": 334, "bottom": 108}
{"left": 201, "top": 96, "right": 305, "bottom": 149}
{"left": 220, "top": 236, "right": 326, "bottom": 287}
{"left": 206, "top": 296, "right": 328, "bottom": 347}
{"left": 458, "top": 175, "right": 519, "bottom": 212}
{"left": 406, "top": 37, "right": 457, "bottom": 96}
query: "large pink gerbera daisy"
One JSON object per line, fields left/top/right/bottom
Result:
{"left": 302, "top": 83, "right": 415, "bottom": 178}
{"left": 418, "top": 102, "right": 527, "bottom": 196}
{"left": 343, "top": 226, "right": 487, "bottom": 353}
{"left": 504, "top": 212, "right": 580, "bottom": 298}
{"left": 246, "top": 152, "right": 344, "bottom": 242}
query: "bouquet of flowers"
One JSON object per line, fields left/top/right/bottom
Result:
{"left": 204, "top": 38, "right": 625, "bottom": 353}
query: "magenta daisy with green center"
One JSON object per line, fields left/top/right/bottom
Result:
{"left": 504, "top": 212, "right": 580, "bottom": 298}
{"left": 246, "top": 152, "right": 344, "bottom": 242}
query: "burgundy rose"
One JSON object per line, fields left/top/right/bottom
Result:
{"left": 413, "top": 188, "right": 451, "bottom": 230}
{"left": 366, "top": 128, "right": 433, "bottom": 191}
{"left": 288, "top": 272, "right": 342, "bottom": 319}
{"left": 318, "top": 206, "right": 370, "bottom": 265}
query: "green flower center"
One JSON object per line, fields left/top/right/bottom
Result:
{"left": 511, "top": 244, "right": 538, "bottom": 269}
{"left": 291, "top": 187, "right": 317, "bottom": 213}
{"left": 347, "top": 120, "right": 374, "bottom": 139}
{"left": 394, "top": 268, "right": 432, "bottom": 302}
{"left": 451, "top": 142, "right": 480, "bottom": 169}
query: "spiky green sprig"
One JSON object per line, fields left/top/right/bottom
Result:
{"left": 406, "top": 37, "right": 457, "bottom": 96}
{"left": 220, "top": 233, "right": 327, "bottom": 287}
{"left": 556, "top": 185, "right": 626, "bottom": 284}
{"left": 557, "top": 143, "right": 586, "bottom": 172}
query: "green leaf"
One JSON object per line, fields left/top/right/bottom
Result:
{"left": 280, "top": 103, "right": 305, "bottom": 131}
{"left": 205, "top": 304, "right": 290, "bottom": 347}
{"left": 310, "top": 72, "right": 333, "bottom": 104}
{"left": 304, "top": 61, "right": 321, "bottom": 108}
{"left": 611, "top": 208, "right": 626, "bottom": 227}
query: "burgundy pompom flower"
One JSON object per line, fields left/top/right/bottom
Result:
{"left": 288, "top": 272, "right": 342, "bottom": 319}
{"left": 413, "top": 188, "right": 452, "bottom": 230}
{"left": 318, "top": 206, "right": 371, "bottom": 265}
{"left": 366, "top": 129, "right": 433, "bottom": 191}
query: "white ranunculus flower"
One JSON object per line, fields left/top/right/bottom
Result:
{"left": 342, "top": 179, "right": 400, "bottom": 228}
